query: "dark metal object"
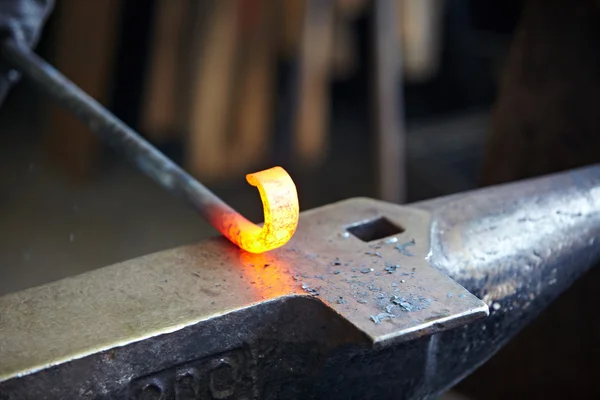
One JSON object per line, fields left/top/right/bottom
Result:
{"left": 0, "top": 0, "right": 54, "bottom": 106}
{"left": 1, "top": 165, "right": 599, "bottom": 399}
{"left": 0, "top": 40, "right": 242, "bottom": 230}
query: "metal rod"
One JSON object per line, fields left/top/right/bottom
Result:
{"left": 0, "top": 39, "right": 239, "bottom": 226}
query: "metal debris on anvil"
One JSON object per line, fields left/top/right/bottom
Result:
{"left": 361, "top": 268, "right": 375, "bottom": 274}
{"left": 384, "top": 261, "right": 400, "bottom": 274}
{"left": 333, "top": 270, "right": 341, "bottom": 275}
{"left": 370, "top": 312, "right": 395, "bottom": 325}
{"left": 384, "top": 237, "right": 398, "bottom": 244}
{"left": 390, "top": 294, "right": 431, "bottom": 312}
{"left": 357, "top": 299, "right": 368, "bottom": 304}
{"left": 315, "top": 274, "right": 325, "bottom": 280}
{"left": 365, "top": 251, "right": 382, "bottom": 258}
{"left": 301, "top": 283, "right": 320, "bottom": 296}
{"left": 336, "top": 297, "right": 347, "bottom": 305}
{"left": 395, "top": 239, "right": 416, "bottom": 256}
{"left": 332, "top": 257, "right": 342, "bottom": 266}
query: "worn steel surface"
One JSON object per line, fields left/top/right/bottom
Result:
{"left": 0, "top": 198, "right": 486, "bottom": 399}
{"left": 1, "top": 165, "right": 600, "bottom": 399}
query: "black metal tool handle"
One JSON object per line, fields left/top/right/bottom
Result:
{"left": 0, "top": 39, "right": 239, "bottom": 227}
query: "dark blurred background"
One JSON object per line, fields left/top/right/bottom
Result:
{"left": 1, "top": 0, "right": 523, "bottom": 295}
{"left": 3, "top": 0, "right": 600, "bottom": 398}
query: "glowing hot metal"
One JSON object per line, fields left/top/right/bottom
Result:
{"left": 209, "top": 166, "right": 299, "bottom": 253}
{"left": 0, "top": 42, "right": 299, "bottom": 254}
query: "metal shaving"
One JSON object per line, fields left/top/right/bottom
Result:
{"left": 390, "top": 294, "right": 431, "bottom": 312}
{"left": 395, "top": 239, "right": 416, "bottom": 256}
{"left": 301, "top": 283, "right": 320, "bottom": 296}
{"left": 370, "top": 312, "right": 395, "bottom": 325}
{"left": 384, "top": 262, "right": 400, "bottom": 274}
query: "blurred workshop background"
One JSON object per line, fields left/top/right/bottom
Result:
{"left": 3, "top": 0, "right": 600, "bottom": 399}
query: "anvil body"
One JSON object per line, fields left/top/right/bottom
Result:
{"left": 0, "top": 165, "right": 599, "bottom": 399}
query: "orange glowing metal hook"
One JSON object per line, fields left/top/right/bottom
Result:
{"left": 211, "top": 166, "right": 299, "bottom": 253}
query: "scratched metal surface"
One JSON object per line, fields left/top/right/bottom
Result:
{"left": 0, "top": 198, "right": 486, "bottom": 384}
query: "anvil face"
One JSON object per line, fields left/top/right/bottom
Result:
{"left": 0, "top": 198, "right": 487, "bottom": 399}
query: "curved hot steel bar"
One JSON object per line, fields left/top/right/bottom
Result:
{"left": 0, "top": 40, "right": 299, "bottom": 254}
{"left": 0, "top": 165, "right": 598, "bottom": 399}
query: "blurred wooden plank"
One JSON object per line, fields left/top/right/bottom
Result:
{"left": 229, "top": 0, "right": 277, "bottom": 175}
{"left": 43, "top": 0, "right": 122, "bottom": 181}
{"left": 372, "top": 0, "right": 406, "bottom": 203}
{"left": 280, "top": 0, "right": 305, "bottom": 60}
{"left": 186, "top": 0, "right": 239, "bottom": 181}
{"left": 293, "top": 0, "right": 335, "bottom": 167}
{"left": 331, "top": 0, "right": 368, "bottom": 80}
{"left": 141, "top": 0, "right": 189, "bottom": 141}
{"left": 185, "top": 0, "right": 278, "bottom": 181}
{"left": 397, "top": 0, "right": 445, "bottom": 83}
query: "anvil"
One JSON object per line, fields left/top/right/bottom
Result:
{"left": 1, "top": 165, "right": 599, "bottom": 399}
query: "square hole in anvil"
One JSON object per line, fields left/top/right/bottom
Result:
{"left": 346, "top": 217, "right": 405, "bottom": 242}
